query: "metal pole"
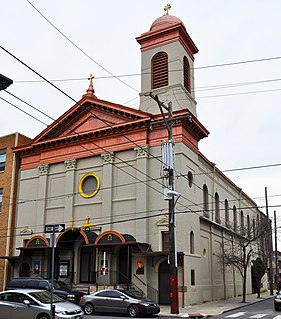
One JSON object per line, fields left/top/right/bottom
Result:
{"left": 265, "top": 187, "right": 274, "bottom": 295}
{"left": 50, "top": 229, "right": 55, "bottom": 319}
{"left": 275, "top": 211, "right": 278, "bottom": 283}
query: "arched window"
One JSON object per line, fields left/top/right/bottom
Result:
{"left": 215, "top": 192, "right": 220, "bottom": 223}
{"left": 183, "top": 56, "right": 191, "bottom": 93}
{"left": 225, "top": 199, "right": 230, "bottom": 228}
{"left": 187, "top": 171, "right": 193, "bottom": 188}
{"left": 190, "top": 231, "right": 194, "bottom": 254}
{"left": 203, "top": 184, "right": 209, "bottom": 217}
{"left": 233, "top": 205, "right": 237, "bottom": 231}
{"left": 152, "top": 52, "right": 168, "bottom": 89}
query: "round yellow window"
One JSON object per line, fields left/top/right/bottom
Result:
{"left": 78, "top": 172, "right": 100, "bottom": 198}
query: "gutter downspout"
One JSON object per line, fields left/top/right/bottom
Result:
{"left": 4, "top": 133, "right": 19, "bottom": 286}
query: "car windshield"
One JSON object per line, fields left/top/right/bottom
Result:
{"left": 30, "top": 291, "right": 63, "bottom": 304}
{"left": 53, "top": 281, "right": 70, "bottom": 291}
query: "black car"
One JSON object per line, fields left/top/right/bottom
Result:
{"left": 5, "top": 278, "right": 84, "bottom": 304}
{"left": 51, "top": 279, "right": 85, "bottom": 304}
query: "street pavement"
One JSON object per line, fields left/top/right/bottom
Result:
{"left": 159, "top": 290, "right": 274, "bottom": 318}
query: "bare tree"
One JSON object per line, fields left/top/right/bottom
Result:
{"left": 218, "top": 213, "right": 271, "bottom": 303}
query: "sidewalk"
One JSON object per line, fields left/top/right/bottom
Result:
{"left": 159, "top": 290, "right": 273, "bottom": 318}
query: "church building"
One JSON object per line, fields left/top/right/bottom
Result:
{"left": 8, "top": 7, "right": 270, "bottom": 306}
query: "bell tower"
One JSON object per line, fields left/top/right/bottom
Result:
{"left": 136, "top": 6, "right": 199, "bottom": 116}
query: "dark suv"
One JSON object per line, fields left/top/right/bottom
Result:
{"left": 5, "top": 278, "right": 84, "bottom": 304}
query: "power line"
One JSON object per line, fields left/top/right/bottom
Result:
{"left": 0, "top": 46, "right": 200, "bottom": 212}
{"left": 26, "top": 0, "right": 138, "bottom": 93}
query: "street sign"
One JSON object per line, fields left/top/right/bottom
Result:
{"left": 45, "top": 224, "right": 65, "bottom": 233}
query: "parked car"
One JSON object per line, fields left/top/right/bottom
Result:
{"left": 79, "top": 289, "right": 160, "bottom": 317}
{"left": 51, "top": 280, "right": 85, "bottom": 304}
{"left": 0, "top": 289, "right": 84, "bottom": 319}
{"left": 5, "top": 278, "right": 84, "bottom": 304}
{"left": 274, "top": 290, "right": 281, "bottom": 310}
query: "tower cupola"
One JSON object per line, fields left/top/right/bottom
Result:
{"left": 136, "top": 6, "right": 198, "bottom": 116}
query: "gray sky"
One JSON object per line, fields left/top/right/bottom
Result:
{"left": 1, "top": 1, "right": 281, "bottom": 242}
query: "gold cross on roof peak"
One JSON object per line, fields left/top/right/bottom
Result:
{"left": 88, "top": 73, "right": 94, "bottom": 86}
{"left": 164, "top": 4, "right": 171, "bottom": 15}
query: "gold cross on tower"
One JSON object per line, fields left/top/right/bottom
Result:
{"left": 164, "top": 4, "right": 171, "bottom": 15}
{"left": 88, "top": 73, "right": 94, "bottom": 86}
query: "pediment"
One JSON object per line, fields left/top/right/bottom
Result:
{"left": 156, "top": 215, "right": 169, "bottom": 227}
{"left": 32, "top": 96, "right": 150, "bottom": 144}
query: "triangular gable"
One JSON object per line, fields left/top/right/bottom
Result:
{"left": 32, "top": 95, "right": 151, "bottom": 144}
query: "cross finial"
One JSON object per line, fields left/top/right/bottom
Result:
{"left": 88, "top": 73, "right": 94, "bottom": 86}
{"left": 164, "top": 4, "right": 171, "bottom": 15}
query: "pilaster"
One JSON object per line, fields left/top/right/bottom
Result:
{"left": 101, "top": 152, "right": 115, "bottom": 228}
{"left": 64, "top": 159, "right": 77, "bottom": 225}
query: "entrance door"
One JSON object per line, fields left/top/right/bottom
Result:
{"left": 19, "top": 262, "right": 31, "bottom": 277}
{"left": 119, "top": 245, "right": 131, "bottom": 284}
{"left": 80, "top": 247, "right": 94, "bottom": 283}
{"left": 159, "top": 260, "right": 170, "bottom": 304}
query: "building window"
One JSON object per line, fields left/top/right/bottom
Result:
{"left": 187, "top": 171, "right": 193, "bottom": 188}
{"left": 241, "top": 210, "right": 245, "bottom": 235}
{"left": 191, "top": 269, "right": 195, "bottom": 286}
{"left": 215, "top": 192, "right": 220, "bottom": 223}
{"left": 225, "top": 199, "right": 230, "bottom": 228}
{"left": 0, "top": 189, "right": 2, "bottom": 213}
{"left": 247, "top": 215, "right": 251, "bottom": 238}
{"left": 203, "top": 184, "right": 209, "bottom": 217}
{"left": 162, "top": 231, "right": 169, "bottom": 251}
{"left": 152, "top": 52, "right": 168, "bottom": 89}
{"left": 78, "top": 172, "right": 100, "bottom": 198}
{"left": 183, "top": 56, "right": 191, "bottom": 93}
{"left": 0, "top": 149, "right": 6, "bottom": 172}
{"left": 190, "top": 231, "right": 194, "bottom": 254}
{"left": 233, "top": 205, "right": 237, "bottom": 231}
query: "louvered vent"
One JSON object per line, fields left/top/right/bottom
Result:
{"left": 183, "top": 56, "right": 191, "bottom": 92}
{"left": 152, "top": 52, "right": 168, "bottom": 89}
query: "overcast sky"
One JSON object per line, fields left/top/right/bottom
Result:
{"left": 1, "top": 1, "right": 281, "bottom": 243}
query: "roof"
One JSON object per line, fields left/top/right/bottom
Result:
{"left": 150, "top": 14, "right": 185, "bottom": 31}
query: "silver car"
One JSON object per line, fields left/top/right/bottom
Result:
{"left": 0, "top": 289, "right": 84, "bottom": 319}
{"left": 79, "top": 289, "right": 160, "bottom": 317}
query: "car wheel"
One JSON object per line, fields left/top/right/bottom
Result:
{"left": 275, "top": 304, "right": 279, "bottom": 311}
{"left": 37, "top": 313, "right": 50, "bottom": 319}
{"left": 84, "top": 302, "right": 95, "bottom": 315}
{"left": 128, "top": 304, "right": 140, "bottom": 317}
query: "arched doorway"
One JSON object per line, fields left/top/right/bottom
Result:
{"left": 158, "top": 260, "right": 170, "bottom": 304}
{"left": 20, "top": 262, "right": 31, "bottom": 277}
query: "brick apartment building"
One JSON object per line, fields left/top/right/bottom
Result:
{"left": 0, "top": 133, "right": 31, "bottom": 289}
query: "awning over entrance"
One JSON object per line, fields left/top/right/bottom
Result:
{"left": 56, "top": 227, "right": 98, "bottom": 248}
{"left": 94, "top": 230, "right": 132, "bottom": 246}
{"left": 18, "top": 235, "right": 50, "bottom": 250}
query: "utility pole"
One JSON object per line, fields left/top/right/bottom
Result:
{"left": 274, "top": 211, "right": 278, "bottom": 282}
{"left": 146, "top": 92, "right": 179, "bottom": 314}
{"left": 265, "top": 187, "right": 274, "bottom": 295}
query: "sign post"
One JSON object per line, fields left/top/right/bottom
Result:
{"left": 45, "top": 224, "right": 65, "bottom": 319}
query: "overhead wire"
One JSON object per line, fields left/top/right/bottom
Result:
{"left": 26, "top": 0, "right": 138, "bottom": 93}
{"left": 0, "top": 46, "right": 200, "bottom": 213}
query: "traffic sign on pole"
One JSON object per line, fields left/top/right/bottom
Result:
{"left": 45, "top": 224, "right": 65, "bottom": 233}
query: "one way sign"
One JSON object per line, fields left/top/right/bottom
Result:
{"left": 45, "top": 224, "right": 65, "bottom": 233}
